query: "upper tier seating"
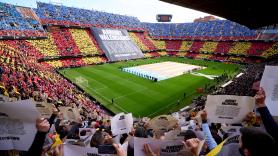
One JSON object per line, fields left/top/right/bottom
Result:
{"left": 35, "top": 2, "right": 142, "bottom": 29}
{"left": 143, "top": 20, "right": 258, "bottom": 40}
{"left": 0, "top": 2, "right": 45, "bottom": 38}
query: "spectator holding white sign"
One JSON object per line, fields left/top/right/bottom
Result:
{"left": 255, "top": 87, "right": 278, "bottom": 143}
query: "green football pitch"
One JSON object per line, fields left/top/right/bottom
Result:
{"left": 59, "top": 57, "right": 241, "bottom": 117}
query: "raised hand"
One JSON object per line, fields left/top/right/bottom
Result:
{"left": 200, "top": 110, "right": 208, "bottom": 123}
{"left": 184, "top": 138, "right": 201, "bottom": 156}
{"left": 52, "top": 104, "right": 59, "bottom": 115}
{"left": 143, "top": 144, "right": 160, "bottom": 156}
{"left": 113, "top": 143, "right": 126, "bottom": 156}
{"left": 36, "top": 118, "right": 50, "bottom": 132}
{"left": 255, "top": 87, "right": 266, "bottom": 107}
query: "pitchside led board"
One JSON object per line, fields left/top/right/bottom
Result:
{"left": 91, "top": 27, "right": 144, "bottom": 61}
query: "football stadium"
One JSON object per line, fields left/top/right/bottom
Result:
{"left": 0, "top": 0, "right": 277, "bottom": 156}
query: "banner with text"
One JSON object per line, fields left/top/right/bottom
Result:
{"left": 260, "top": 66, "right": 278, "bottom": 116}
{"left": 111, "top": 113, "right": 133, "bottom": 136}
{"left": 134, "top": 137, "right": 186, "bottom": 156}
{"left": 205, "top": 95, "right": 255, "bottom": 124}
{"left": 91, "top": 27, "right": 144, "bottom": 61}
{"left": 64, "top": 142, "right": 128, "bottom": 156}
{"left": 0, "top": 99, "right": 39, "bottom": 151}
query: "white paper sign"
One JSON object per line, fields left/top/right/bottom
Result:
{"left": 64, "top": 142, "right": 128, "bottom": 156}
{"left": 64, "top": 144, "right": 100, "bottom": 156}
{"left": 260, "top": 66, "right": 278, "bottom": 116}
{"left": 0, "top": 95, "right": 9, "bottom": 102}
{"left": 134, "top": 137, "right": 184, "bottom": 156}
{"left": 0, "top": 99, "right": 39, "bottom": 151}
{"left": 205, "top": 95, "right": 255, "bottom": 124}
{"left": 221, "top": 125, "right": 241, "bottom": 135}
{"left": 79, "top": 128, "right": 96, "bottom": 147}
{"left": 33, "top": 101, "right": 53, "bottom": 118}
{"left": 111, "top": 113, "right": 133, "bottom": 135}
{"left": 164, "top": 130, "right": 184, "bottom": 141}
{"left": 171, "top": 112, "right": 179, "bottom": 120}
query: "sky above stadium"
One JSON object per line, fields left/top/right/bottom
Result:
{"left": 1, "top": 0, "right": 224, "bottom": 23}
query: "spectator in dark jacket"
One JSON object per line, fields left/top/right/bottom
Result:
{"left": 21, "top": 105, "right": 58, "bottom": 156}
{"left": 255, "top": 88, "right": 278, "bottom": 142}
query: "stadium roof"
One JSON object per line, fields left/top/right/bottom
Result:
{"left": 160, "top": 0, "right": 278, "bottom": 29}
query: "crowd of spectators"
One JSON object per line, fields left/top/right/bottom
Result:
{"left": 0, "top": 2, "right": 46, "bottom": 38}
{"left": 261, "top": 42, "right": 278, "bottom": 58}
{"left": 160, "top": 40, "right": 278, "bottom": 59}
{"left": 199, "top": 42, "right": 218, "bottom": 53}
{"left": 129, "top": 32, "right": 157, "bottom": 51}
{"left": 143, "top": 21, "right": 258, "bottom": 40}
{"left": 35, "top": 2, "right": 142, "bottom": 29}
{"left": 50, "top": 28, "right": 82, "bottom": 56}
{"left": 0, "top": 40, "right": 105, "bottom": 117}
{"left": 27, "top": 33, "right": 59, "bottom": 57}
{"left": 1, "top": 77, "right": 277, "bottom": 156}
{"left": 69, "top": 29, "right": 99, "bottom": 55}
{"left": 2, "top": 1, "right": 278, "bottom": 44}
{"left": 26, "top": 28, "right": 105, "bottom": 68}
{"left": 0, "top": 27, "right": 277, "bottom": 156}
{"left": 188, "top": 63, "right": 265, "bottom": 110}
{"left": 216, "top": 64, "right": 265, "bottom": 96}
{"left": 128, "top": 32, "right": 167, "bottom": 52}
{"left": 45, "top": 56, "right": 106, "bottom": 68}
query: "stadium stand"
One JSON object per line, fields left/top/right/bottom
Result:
{"left": 0, "top": 2, "right": 46, "bottom": 38}
{"left": 69, "top": 28, "right": 100, "bottom": 55}
{"left": 176, "top": 52, "right": 187, "bottom": 57}
{"left": 128, "top": 32, "right": 150, "bottom": 51}
{"left": 262, "top": 42, "right": 278, "bottom": 58}
{"left": 214, "top": 41, "right": 233, "bottom": 54}
{"left": 85, "top": 29, "right": 104, "bottom": 55}
{"left": 0, "top": 41, "right": 103, "bottom": 112}
{"left": 45, "top": 59, "right": 63, "bottom": 68}
{"left": 128, "top": 32, "right": 153, "bottom": 51}
{"left": 149, "top": 38, "right": 166, "bottom": 50}
{"left": 186, "top": 52, "right": 199, "bottom": 58}
{"left": 27, "top": 33, "right": 59, "bottom": 57}
{"left": 143, "top": 52, "right": 153, "bottom": 58}
{"left": 143, "top": 20, "right": 258, "bottom": 40}
{"left": 209, "top": 54, "right": 227, "bottom": 62}
{"left": 165, "top": 40, "right": 182, "bottom": 51}
{"left": 195, "top": 53, "right": 212, "bottom": 60}
{"left": 1, "top": 2, "right": 278, "bottom": 156}
{"left": 157, "top": 51, "right": 168, "bottom": 56}
{"left": 200, "top": 41, "right": 218, "bottom": 53}
{"left": 50, "top": 27, "right": 83, "bottom": 56}
{"left": 228, "top": 42, "right": 252, "bottom": 55}
{"left": 189, "top": 41, "right": 204, "bottom": 52}
{"left": 35, "top": 2, "right": 142, "bottom": 29}
{"left": 82, "top": 56, "right": 106, "bottom": 65}
{"left": 180, "top": 41, "right": 194, "bottom": 51}
{"left": 247, "top": 42, "right": 274, "bottom": 57}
